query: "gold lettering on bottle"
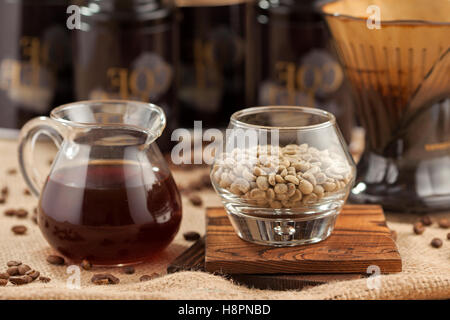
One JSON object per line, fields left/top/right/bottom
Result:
{"left": 269, "top": 57, "right": 344, "bottom": 106}
{"left": 106, "top": 67, "right": 158, "bottom": 102}
{"left": 0, "top": 36, "right": 56, "bottom": 111}
{"left": 425, "top": 141, "right": 450, "bottom": 152}
{"left": 107, "top": 68, "right": 130, "bottom": 99}
{"left": 129, "top": 67, "right": 155, "bottom": 101}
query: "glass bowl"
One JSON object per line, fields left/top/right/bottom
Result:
{"left": 210, "top": 106, "right": 356, "bottom": 246}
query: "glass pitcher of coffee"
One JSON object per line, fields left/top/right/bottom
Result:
{"left": 18, "top": 100, "right": 182, "bottom": 265}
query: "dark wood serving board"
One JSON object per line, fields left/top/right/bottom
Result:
{"left": 167, "top": 237, "right": 363, "bottom": 290}
{"left": 205, "top": 205, "right": 401, "bottom": 275}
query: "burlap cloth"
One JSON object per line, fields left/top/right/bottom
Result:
{"left": 0, "top": 138, "right": 449, "bottom": 300}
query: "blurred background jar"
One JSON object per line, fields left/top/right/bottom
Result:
{"left": 177, "top": 0, "right": 252, "bottom": 128}
{"left": 0, "top": 0, "right": 73, "bottom": 129}
{"left": 73, "top": 0, "right": 178, "bottom": 151}
{"left": 247, "top": 0, "right": 354, "bottom": 142}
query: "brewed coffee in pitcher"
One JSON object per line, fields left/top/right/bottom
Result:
{"left": 18, "top": 101, "right": 182, "bottom": 265}
{"left": 319, "top": 0, "right": 450, "bottom": 212}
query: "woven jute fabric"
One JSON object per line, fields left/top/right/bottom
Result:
{"left": 0, "top": 138, "right": 449, "bottom": 300}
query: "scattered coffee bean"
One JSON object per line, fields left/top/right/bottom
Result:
{"left": 447, "top": 232, "right": 450, "bottom": 240}
{"left": 25, "top": 270, "right": 40, "bottom": 280}
{"left": 93, "top": 278, "right": 109, "bottom": 285}
{"left": 9, "top": 275, "right": 33, "bottom": 285}
{"left": 139, "top": 273, "right": 159, "bottom": 282}
{"left": 11, "top": 225, "right": 27, "bottom": 235}
{"left": 7, "top": 168, "right": 17, "bottom": 175}
{"left": 420, "top": 215, "right": 433, "bottom": 226}
{"left": 431, "top": 238, "right": 443, "bottom": 248}
{"left": 46, "top": 255, "right": 65, "bottom": 265}
{"left": 183, "top": 231, "right": 200, "bottom": 241}
{"left": 1, "top": 186, "right": 9, "bottom": 196}
{"left": 15, "top": 209, "right": 28, "bottom": 218}
{"left": 17, "top": 264, "right": 31, "bottom": 275}
{"left": 0, "top": 279, "right": 7, "bottom": 286}
{"left": 0, "top": 197, "right": 5, "bottom": 204}
{"left": 23, "top": 189, "right": 31, "bottom": 196}
{"left": 81, "top": 259, "right": 92, "bottom": 270}
{"left": 91, "top": 273, "right": 120, "bottom": 285}
{"left": 4, "top": 209, "right": 15, "bottom": 217}
{"left": 7, "top": 266, "right": 19, "bottom": 276}
{"left": 413, "top": 222, "right": 425, "bottom": 235}
{"left": 189, "top": 194, "right": 203, "bottom": 207}
{"left": 39, "top": 276, "right": 51, "bottom": 283}
{"left": 438, "top": 218, "right": 450, "bottom": 229}
{"left": 122, "top": 266, "right": 135, "bottom": 274}
{"left": 0, "top": 272, "right": 10, "bottom": 280}
{"left": 7, "top": 260, "right": 22, "bottom": 267}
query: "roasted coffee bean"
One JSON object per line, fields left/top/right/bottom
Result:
{"left": 0, "top": 197, "right": 5, "bottom": 204}
{"left": 413, "top": 222, "right": 425, "bottom": 235}
{"left": 0, "top": 279, "right": 7, "bottom": 286}
{"left": 7, "top": 260, "right": 22, "bottom": 267}
{"left": 431, "top": 238, "right": 443, "bottom": 248}
{"left": 189, "top": 194, "right": 203, "bottom": 207}
{"left": 91, "top": 273, "right": 120, "bottom": 285}
{"left": 447, "top": 232, "right": 450, "bottom": 240}
{"left": 11, "top": 225, "right": 27, "bottom": 235}
{"left": 7, "top": 168, "right": 17, "bottom": 175}
{"left": 122, "top": 266, "right": 135, "bottom": 275}
{"left": 1, "top": 186, "right": 8, "bottom": 196}
{"left": 17, "top": 264, "right": 31, "bottom": 275}
{"left": 4, "top": 209, "right": 15, "bottom": 217}
{"left": 139, "top": 273, "right": 158, "bottom": 282}
{"left": 15, "top": 209, "right": 28, "bottom": 218}
{"left": 81, "top": 259, "right": 92, "bottom": 270}
{"left": 420, "top": 215, "right": 432, "bottom": 226}
{"left": 25, "top": 270, "right": 40, "bottom": 280}
{"left": 23, "top": 189, "right": 31, "bottom": 196}
{"left": 46, "top": 255, "right": 65, "bottom": 265}
{"left": 183, "top": 231, "right": 200, "bottom": 241}
{"left": 93, "top": 278, "right": 109, "bottom": 285}
{"left": 7, "top": 267, "right": 19, "bottom": 276}
{"left": 438, "top": 218, "right": 450, "bottom": 229}
{"left": 0, "top": 272, "right": 10, "bottom": 280}
{"left": 39, "top": 276, "right": 51, "bottom": 283}
{"left": 9, "top": 275, "right": 33, "bottom": 285}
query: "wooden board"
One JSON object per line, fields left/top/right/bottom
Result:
{"left": 167, "top": 237, "right": 362, "bottom": 290}
{"left": 205, "top": 205, "right": 402, "bottom": 275}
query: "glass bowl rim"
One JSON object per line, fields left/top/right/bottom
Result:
{"left": 230, "top": 106, "right": 336, "bottom": 131}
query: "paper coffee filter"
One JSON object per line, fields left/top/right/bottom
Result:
{"left": 319, "top": 0, "right": 450, "bottom": 149}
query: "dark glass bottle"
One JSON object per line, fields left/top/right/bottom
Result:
{"left": 0, "top": 0, "right": 73, "bottom": 129}
{"left": 177, "top": 0, "right": 251, "bottom": 128}
{"left": 73, "top": 0, "right": 178, "bottom": 151}
{"left": 249, "top": 0, "right": 354, "bottom": 142}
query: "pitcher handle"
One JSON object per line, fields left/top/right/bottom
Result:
{"left": 18, "top": 117, "right": 66, "bottom": 197}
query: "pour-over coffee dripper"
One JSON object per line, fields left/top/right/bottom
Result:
{"left": 318, "top": 0, "right": 450, "bottom": 212}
